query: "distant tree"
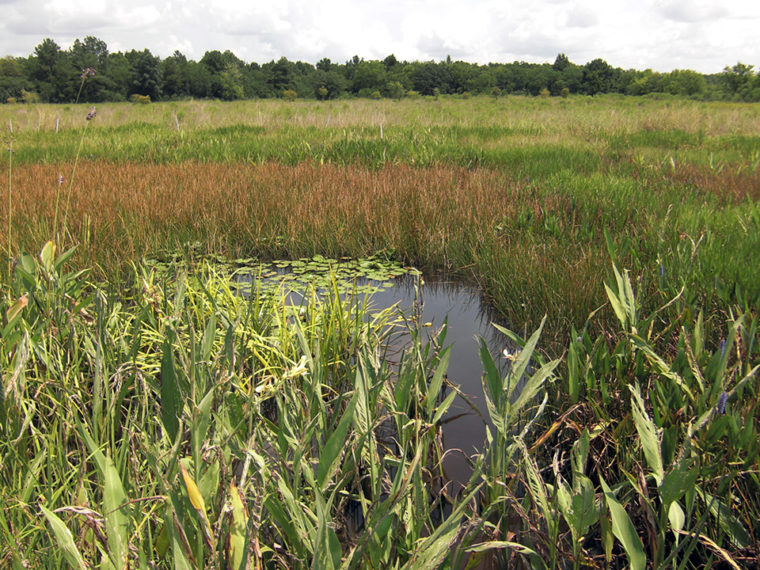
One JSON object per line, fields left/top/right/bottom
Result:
{"left": 310, "top": 68, "right": 348, "bottom": 99}
{"left": 582, "top": 58, "right": 614, "bottom": 94}
{"left": 28, "top": 38, "right": 74, "bottom": 101}
{"left": 0, "top": 57, "right": 29, "bottom": 102}
{"left": 269, "top": 57, "right": 294, "bottom": 92}
{"left": 161, "top": 51, "right": 189, "bottom": 98}
{"left": 68, "top": 37, "right": 111, "bottom": 101}
{"left": 352, "top": 60, "right": 386, "bottom": 94}
{"left": 184, "top": 61, "right": 212, "bottom": 98}
{"left": 721, "top": 62, "right": 756, "bottom": 100}
{"left": 316, "top": 58, "right": 332, "bottom": 72}
{"left": 383, "top": 54, "right": 398, "bottom": 69}
{"left": 386, "top": 80, "right": 405, "bottom": 100}
{"left": 125, "top": 49, "right": 161, "bottom": 100}
{"left": 105, "top": 52, "right": 133, "bottom": 100}
{"left": 664, "top": 69, "right": 706, "bottom": 97}
{"left": 70, "top": 36, "right": 108, "bottom": 70}
{"left": 201, "top": 50, "right": 244, "bottom": 99}
{"left": 553, "top": 53, "right": 570, "bottom": 72}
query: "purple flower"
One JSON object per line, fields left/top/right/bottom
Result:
{"left": 57, "top": 174, "right": 64, "bottom": 185}
{"left": 86, "top": 106, "right": 97, "bottom": 121}
{"left": 716, "top": 391, "right": 728, "bottom": 414}
{"left": 80, "top": 67, "right": 96, "bottom": 79}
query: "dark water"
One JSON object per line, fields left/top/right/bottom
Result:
{"left": 235, "top": 267, "right": 510, "bottom": 486}
{"left": 363, "top": 274, "right": 511, "bottom": 487}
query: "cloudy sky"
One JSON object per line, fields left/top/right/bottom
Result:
{"left": 1, "top": 0, "right": 758, "bottom": 73}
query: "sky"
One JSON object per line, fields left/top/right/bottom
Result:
{"left": 1, "top": 0, "right": 759, "bottom": 74}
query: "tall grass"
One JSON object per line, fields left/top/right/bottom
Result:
{"left": 1, "top": 244, "right": 756, "bottom": 567}
{"left": 2, "top": 158, "right": 758, "bottom": 341}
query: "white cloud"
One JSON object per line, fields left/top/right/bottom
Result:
{"left": 0, "top": 0, "right": 758, "bottom": 73}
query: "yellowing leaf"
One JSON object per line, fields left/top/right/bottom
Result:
{"left": 6, "top": 292, "right": 28, "bottom": 322}
{"left": 180, "top": 464, "right": 205, "bottom": 512}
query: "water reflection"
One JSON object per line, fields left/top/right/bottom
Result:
{"left": 235, "top": 266, "right": 512, "bottom": 486}
{"left": 364, "top": 274, "right": 513, "bottom": 486}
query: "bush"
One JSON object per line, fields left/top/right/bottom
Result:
{"left": 21, "top": 90, "right": 40, "bottom": 104}
{"left": 6, "top": 97, "right": 17, "bottom": 104}
{"left": 283, "top": 89, "right": 297, "bottom": 101}
{"left": 129, "top": 94, "right": 151, "bottom": 104}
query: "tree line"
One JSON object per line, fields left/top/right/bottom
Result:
{"left": 1, "top": 36, "right": 759, "bottom": 104}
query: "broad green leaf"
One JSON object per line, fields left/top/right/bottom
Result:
{"left": 629, "top": 383, "right": 664, "bottom": 485}
{"left": 313, "top": 492, "right": 342, "bottom": 570}
{"left": 511, "top": 358, "right": 558, "bottom": 418}
{"left": 431, "top": 390, "right": 457, "bottom": 425}
{"left": 698, "top": 489, "right": 750, "bottom": 548}
{"left": 200, "top": 314, "right": 217, "bottom": 361}
{"left": 39, "top": 240, "right": 56, "bottom": 273}
{"left": 600, "top": 475, "right": 646, "bottom": 570}
{"left": 668, "top": 501, "right": 685, "bottom": 533}
{"left": 478, "top": 337, "right": 501, "bottom": 407}
{"left": 466, "top": 541, "right": 547, "bottom": 568}
{"left": 425, "top": 345, "right": 451, "bottom": 416}
{"left": 160, "top": 334, "right": 181, "bottom": 443}
{"left": 660, "top": 460, "right": 698, "bottom": 509}
{"left": 604, "top": 282, "right": 628, "bottom": 330}
{"left": 228, "top": 482, "right": 249, "bottom": 570}
{"left": 317, "top": 394, "right": 357, "bottom": 489}
{"left": 630, "top": 335, "right": 695, "bottom": 404}
{"left": 506, "top": 316, "right": 547, "bottom": 400}
{"left": 40, "top": 506, "right": 87, "bottom": 570}
{"left": 78, "top": 425, "right": 130, "bottom": 570}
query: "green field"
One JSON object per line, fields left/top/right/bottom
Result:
{"left": 1, "top": 96, "right": 759, "bottom": 568}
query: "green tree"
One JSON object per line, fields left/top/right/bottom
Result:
{"left": 664, "top": 69, "right": 706, "bottom": 97}
{"left": 161, "top": 51, "right": 188, "bottom": 98}
{"left": 553, "top": 53, "right": 570, "bottom": 72}
{"left": 582, "top": 58, "right": 614, "bottom": 95}
{"left": 125, "top": 49, "right": 161, "bottom": 100}
{"left": 721, "top": 62, "right": 756, "bottom": 100}
{"left": 28, "top": 38, "right": 76, "bottom": 101}
{"left": 0, "top": 57, "right": 28, "bottom": 102}
{"left": 352, "top": 60, "right": 386, "bottom": 94}
{"left": 104, "top": 52, "right": 132, "bottom": 100}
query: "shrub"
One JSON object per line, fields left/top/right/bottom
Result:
{"left": 283, "top": 89, "right": 297, "bottom": 101}
{"left": 129, "top": 94, "right": 151, "bottom": 104}
{"left": 21, "top": 90, "right": 40, "bottom": 104}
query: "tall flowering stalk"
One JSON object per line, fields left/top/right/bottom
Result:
{"left": 6, "top": 127, "right": 12, "bottom": 274}
{"left": 53, "top": 69, "right": 96, "bottom": 242}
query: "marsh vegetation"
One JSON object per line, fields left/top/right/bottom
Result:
{"left": 1, "top": 96, "right": 758, "bottom": 568}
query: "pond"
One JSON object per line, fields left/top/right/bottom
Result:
{"left": 362, "top": 274, "right": 510, "bottom": 487}
{"left": 227, "top": 256, "right": 512, "bottom": 488}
